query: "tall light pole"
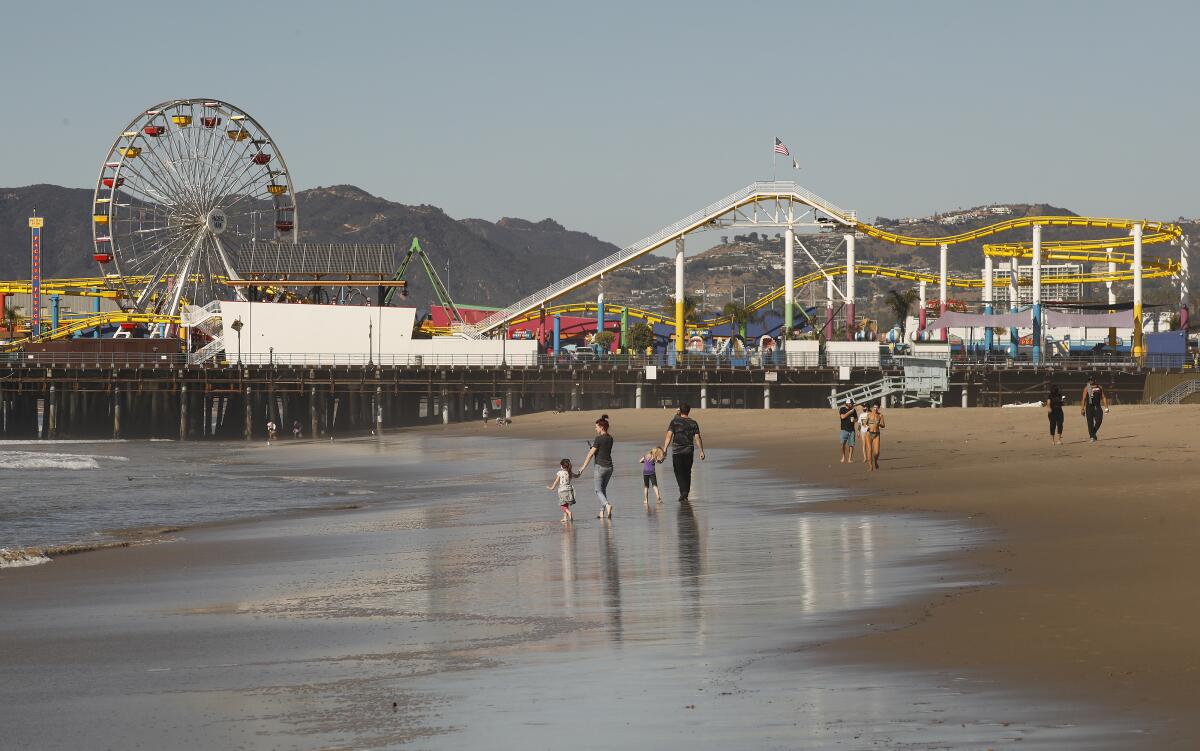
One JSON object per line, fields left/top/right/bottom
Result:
{"left": 368, "top": 319, "right": 374, "bottom": 366}
{"left": 230, "top": 317, "right": 244, "bottom": 365}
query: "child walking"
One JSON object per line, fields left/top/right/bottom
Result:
{"left": 640, "top": 446, "right": 665, "bottom": 505}
{"left": 548, "top": 458, "right": 580, "bottom": 523}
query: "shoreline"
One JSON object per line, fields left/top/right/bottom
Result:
{"left": 444, "top": 405, "right": 1200, "bottom": 747}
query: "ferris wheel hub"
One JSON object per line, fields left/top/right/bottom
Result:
{"left": 206, "top": 209, "right": 229, "bottom": 235}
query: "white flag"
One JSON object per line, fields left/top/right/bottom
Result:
{"left": 792, "top": 158, "right": 800, "bottom": 170}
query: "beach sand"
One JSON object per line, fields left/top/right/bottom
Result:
{"left": 466, "top": 405, "right": 1200, "bottom": 744}
{"left": 1, "top": 405, "right": 1196, "bottom": 748}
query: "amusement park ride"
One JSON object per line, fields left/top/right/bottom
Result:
{"left": 2, "top": 98, "right": 1190, "bottom": 366}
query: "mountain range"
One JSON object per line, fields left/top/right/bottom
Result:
{"left": 2, "top": 185, "right": 1193, "bottom": 326}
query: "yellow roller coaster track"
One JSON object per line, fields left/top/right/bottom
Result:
{"left": 1, "top": 311, "right": 180, "bottom": 351}
{"left": 500, "top": 261, "right": 1177, "bottom": 331}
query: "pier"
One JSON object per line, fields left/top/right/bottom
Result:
{"left": 0, "top": 355, "right": 1164, "bottom": 440}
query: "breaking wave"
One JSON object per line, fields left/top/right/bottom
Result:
{"left": 0, "top": 451, "right": 130, "bottom": 470}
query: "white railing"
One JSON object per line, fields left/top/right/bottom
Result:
{"left": 469, "top": 181, "right": 855, "bottom": 336}
{"left": 189, "top": 335, "right": 225, "bottom": 365}
{"left": 1153, "top": 379, "right": 1200, "bottom": 404}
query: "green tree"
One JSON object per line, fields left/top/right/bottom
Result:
{"left": 594, "top": 331, "right": 616, "bottom": 350}
{"left": 662, "top": 295, "right": 701, "bottom": 324}
{"left": 3, "top": 304, "right": 24, "bottom": 338}
{"left": 626, "top": 322, "right": 655, "bottom": 352}
{"left": 885, "top": 289, "right": 919, "bottom": 338}
{"left": 722, "top": 300, "right": 759, "bottom": 339}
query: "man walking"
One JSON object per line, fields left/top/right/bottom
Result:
{"left": 838, "top": 398, "right": 857, "bottom": 463}
{"left": 1080, "top": 376, "right": 1110, "bottom": 443}
{"left": 663, "top": 402, "right": 705, "bottom": 502}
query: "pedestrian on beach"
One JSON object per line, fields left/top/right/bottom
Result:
{"left": 838, "top": 398, "right": 858, "bottom": 463}
{"left": 292, "top": 420, "right": 301, "bottom": 439}
{"left": 266, "top": 420, "right": 277, "bottom": 445}
{"left": 640, "top": 446, "right": 665, "bottom": 505}
{"left": 547, "top": 458, "right": 579, "bottom": 523}
{"left": 1080, "top": 376, "right": 1110, "bottom": 443}
{"left": 858, "top": 407, "right": 871, "bottom": 465}
{"left": 1044, "top": 385, "right": 1065, "bottom": 445}
{"left": 662, "top": 402, "right": 705, "bottom": 502}
{"left": 865, "top": 403, "right": 885, "bottom": 471}
{"left": 482, "top": 404, "right": 490, "bottom": 425}
{"left": 578, "top": 414, "right": 614, "bottom": 519}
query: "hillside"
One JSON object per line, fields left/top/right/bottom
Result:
{"left": 0, "top": 184, "right": 619, "bottom": 309}
{"left": 1, "top": 187, "right": 1193, "bottom": 329}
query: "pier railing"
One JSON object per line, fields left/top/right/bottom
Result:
{"left": 0, "top": 350, "right": 1188, "bottom": 371}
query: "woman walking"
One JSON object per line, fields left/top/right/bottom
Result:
{"left": 1044, "top": 385, "right": 1065, "bottom": 445}
{"left": 578, "top": 414, "right": 614, "bottom": 519}
{"left": 865, "top": 403, "right": 886, "bottom": 471}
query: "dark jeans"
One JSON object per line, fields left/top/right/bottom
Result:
{"left": 1085, "top": 407, "right": 1103, "bottom": 439}
{"left": 1048, "top": 409, "right": 1064, "bottom": 436}
{"left": 672, "top": 450, "right": 695, "bottom": 498}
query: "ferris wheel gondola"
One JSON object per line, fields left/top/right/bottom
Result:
{"left": 91, "top": 98, "right": 297, "bottom": 315}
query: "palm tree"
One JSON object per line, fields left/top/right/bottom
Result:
{"left": 3, "top": 304, "right": 24, "bottom": 338}
{"left": 663, "top": 294, "right": 701, "bottom": 324}
{"left": 885, "top": 289, "right": 918, "bottom": 339}
{"left": 721, "top": 300, "right": 759, "bottom": 339}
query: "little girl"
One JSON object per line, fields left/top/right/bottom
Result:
{"left": 547, "top": 458, "right": 580, "bottom": 522}
{"left": 640, "top": 446, "right": 665, "bottom": 505}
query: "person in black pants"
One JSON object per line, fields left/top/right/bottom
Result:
{"left": 1079, "top": 377, "right": 1110, "bottom": 443}
{"left": 1044, "top": 385, "right": 1065, "bottom": 445}
{"left": 662, "top": 402, "right": 705, "bottom": 502}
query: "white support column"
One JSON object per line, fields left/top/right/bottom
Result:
{"left": 763, "top": 384, "right": 771, "bottom": 409}
{"left": 938, "top": 243, "right": 949, "bottom": 342}
{"left": 1133, "top": 223, "right": 1144, "bottom": 357}
{"left": 784, "top": 227, "right": 795, "bottom": 343}
{"left": 1106, "top": 246, "right": 1117, "bottom": 347}
{"left": 983, "top": 254, "right": 994, "bottom": 352}
{"left": 674, "top": 237, "right": 685, "bottom": 353}
{"left": 1031, "top": 225, "right": 1042, "bottom": 363}
{"left": 1180, "top": 235, "right": 1190, "bottom": 331}
{"left": 845, "top": 234, "right": 856, "bottom": 340}
{"left": 635, "top": 384, "right": 643, "bottom": 409}
{"left": 700, "top": 384, "right": 707, "bottom": 408}
{"left": 824, "top": 276, "right": 834, "bottom": 339}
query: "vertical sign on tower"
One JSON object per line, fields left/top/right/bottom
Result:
{"left": 29, "top": 214, "right": 45, "bottom": 337}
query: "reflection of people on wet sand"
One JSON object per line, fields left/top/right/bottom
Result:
{"left": 676, "top": 500, "right": 702, "bottom": 620}
{"left": 600, "top": 522, "right": 623, "bottom": 642}
{"left": 578, "top": 415, "right": 614, "bottom": 519}
{"left": 662, "top": 403, "right": 705, "bottom": 502}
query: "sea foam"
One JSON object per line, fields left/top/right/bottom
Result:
{"left": 0, "top": 451, "right": 130, "bottom": 470}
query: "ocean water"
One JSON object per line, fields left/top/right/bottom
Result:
{"left": 0, "top": 435, "right": 477, "bottom": 566}
{"left": 0, "top": 432, "right": 1142, "bottom": 748}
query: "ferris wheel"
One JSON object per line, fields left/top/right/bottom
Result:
{"left": 91, "top": 98, "right": 297, "bottom": 315}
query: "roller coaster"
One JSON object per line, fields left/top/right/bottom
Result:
{"left": 3, "top": 181, "right": 1188, "bottom": 360}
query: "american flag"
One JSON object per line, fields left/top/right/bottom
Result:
{"left": 773, "top": 138, "right": 789, "bottom": 156}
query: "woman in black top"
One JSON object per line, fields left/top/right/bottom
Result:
{"left": 578, "top": 414, "right": 614, "bottom": 519}
{"left": 1044, "top": 385, "right": 1065, "bottom": 445}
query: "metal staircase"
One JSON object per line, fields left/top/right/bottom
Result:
{"left": 463, "top": 181, "right": 856, "bottom": 337}
{"left": 1153, "top": 379, "right": 1200, "bottom": 404}
{"left": 827, "top": 356, "right": 949, "bottom": 408}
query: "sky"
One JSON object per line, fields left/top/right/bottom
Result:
{"left": 1, "top": 0, "right": 1197, "bottom": 250}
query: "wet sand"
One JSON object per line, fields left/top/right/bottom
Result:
{"left": 468, "top": 405, "right": 1200, "bottom": 746}
{"left": 0, "top": 425, "right": 1151, "bottom": 749}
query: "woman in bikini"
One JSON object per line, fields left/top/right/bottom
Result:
{"left": 865, "top": 403, "right": 886, "bottom": 471}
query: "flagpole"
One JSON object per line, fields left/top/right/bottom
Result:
{"left": 773, "top": 149, "right": 777, "bottom": 181}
